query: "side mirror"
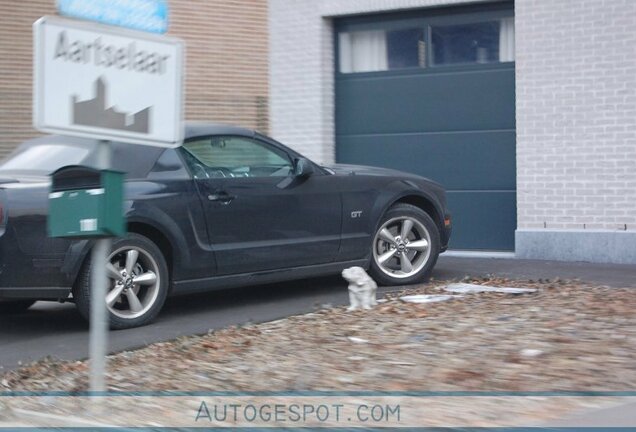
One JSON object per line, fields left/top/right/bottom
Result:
{"left": 294, "top": 157, "right": 314, "bottom": 178}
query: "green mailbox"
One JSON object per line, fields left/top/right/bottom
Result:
{"left": 48, "top": 166, "right": 126, "bottom": 238}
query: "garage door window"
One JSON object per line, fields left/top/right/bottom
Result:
{"left": 339, "top": 28, "right": 425, "bottom": 73}
{"left": 338, "top": 15, "right": 514, "bottom": 74}
{"left": 430, "top": 17, "right": 515, "bottom": 66}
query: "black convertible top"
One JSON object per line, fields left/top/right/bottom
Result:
{"left": 184, "top": 122, "right": 256, "bottom": 140}
{"left": 2, "top": 123, "right": 263, "bottom": 178}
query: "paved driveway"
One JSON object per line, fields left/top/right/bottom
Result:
{"left": 1, "top": 256, "right": 635, "bottom": 372}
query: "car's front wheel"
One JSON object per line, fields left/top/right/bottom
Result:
{"left": 74, "top": 233, "right": 169, "bottom": 330}
{"left": 369, "top": 203, "right": 440, "bottom": 286}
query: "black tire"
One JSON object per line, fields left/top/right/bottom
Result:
{"left": 369, "top": 203, "right": 440, "bottom": 286}
{"left": 73, "top": 233, "right": 169, "bottom": 330}
{"left": 0, "top": 300, "right": 36, "bottom": 314}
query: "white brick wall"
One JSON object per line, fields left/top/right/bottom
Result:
{"left": 516, "top": 0, "right": 636, "bottom": 231}
{"left": 269, "top": 0, "right": 486, "bottom": 164}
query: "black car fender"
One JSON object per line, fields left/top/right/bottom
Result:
{"left": 60, "top": 239, "right": 93, "bottom": 284}
{"left": 371, "top": 180, "right": 446, "bottom": 236}
{"left": 60, "top": 207, "right": 192, "bottom": 288}
{"left": 125, "top": 207, "right": 193, "bottom": 278}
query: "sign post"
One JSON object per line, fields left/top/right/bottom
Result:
{"left": 34, "top": 9, "right": 183, "bottom": 395}
{"left": 89, "top": 140, "right": 111, "bottom": 393}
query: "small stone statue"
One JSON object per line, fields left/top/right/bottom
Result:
{"left": 341, "top": 266, "right": 377, "bottom": 311}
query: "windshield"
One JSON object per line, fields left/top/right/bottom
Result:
{"left": 0, "top": 144, "right": 91, "bottom": 174}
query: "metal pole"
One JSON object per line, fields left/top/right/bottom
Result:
{"left": 89, "top": 140, "right": 111, "bottom": 394}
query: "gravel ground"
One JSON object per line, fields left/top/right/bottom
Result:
{"left": 3, "top": 277, "right": 635, "bottom": 393}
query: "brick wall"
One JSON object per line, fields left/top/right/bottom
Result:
{"left": 0, "top": 1, "right": 54, "bottom": 159}
{"left": 169, "top": 1, "right": 269, "bottom": 134}
{"left": 0, "top": 0, "right": 268, "bottom": 159}
{"left": 516, "top": 0, "right": 636, "bottom": 231}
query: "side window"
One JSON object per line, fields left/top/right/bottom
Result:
{"left": 147, "top": 149, "right": 189, "bottom": 180}
{"left": 183, "top": 136, "right": 293, "bottom": 178}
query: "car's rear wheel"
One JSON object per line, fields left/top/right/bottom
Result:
{"left": 0, "top": 300, "right": 36, "bottom": 314}
{"left": 369, "top": 203, "right": 440, "bottom": 286}
{"left": 74, "top": 233, "right": 169, "bottom": 330}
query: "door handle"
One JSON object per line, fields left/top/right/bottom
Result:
{"left": 207, "top": 192, "right": 236, "bottom": 204}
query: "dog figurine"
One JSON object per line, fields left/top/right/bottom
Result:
{"left": 341, "top": 266, "right": 377, "bottom": 311}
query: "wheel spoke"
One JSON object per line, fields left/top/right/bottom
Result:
{"left": 106, "top": 262, "right": 122, "bottom": 280}
{"left": 133, "top": 271, "right": 157, "bottom": 286}
{"left": 379, "top": 228, "right": 397, "bottom": 245}
{"left": 106, "top": 285, "right": 125, "bottom": 307}
{"left": 125, "top": 250, "right": 139, "bottom": 275}
{"left": 400, "top": 219, "right": 414, "bottom": 240}
{"left": 378, "top": 249, "right": 397, "bottom": 264}
{"left": 408, "top": 239, "right": 429, "bottom": 251}
{"left": 125, "top": 289, "right": 143, "bottom": 313}
{"left": 400, "top": 252, "right": 413, "bottom": 273}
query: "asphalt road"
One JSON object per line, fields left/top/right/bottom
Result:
{"left": 2, "top": 256, "right": 635, "bottom": 372}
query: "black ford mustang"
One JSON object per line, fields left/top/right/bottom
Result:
{"left": 0, "top": 123, "right": 451, "bottom": 328}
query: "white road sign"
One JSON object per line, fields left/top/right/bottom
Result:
{"left": 34, "top": 16, "right": 184, "bottom": 147}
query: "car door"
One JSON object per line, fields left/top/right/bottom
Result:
{"left": 182, "top": 135, "right": 342, "bottom": 275}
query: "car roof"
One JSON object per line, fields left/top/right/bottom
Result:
{"left": 16, "top": 122, "right": 261, "bottom": 148}
{"left": 184, "top": 122, "right": 256, "bottom": 140}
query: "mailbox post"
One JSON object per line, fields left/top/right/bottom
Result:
{"left": 89, "top": 140, "right": 112, "bottom": 395}
{"left": 48, "top": 141, "right": 122, "bottom": 393}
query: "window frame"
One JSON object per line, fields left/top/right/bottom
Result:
{"left": 180, "top": 134, "right": 296, "bottom": 179}
{"left": 335, "top": 2, "right": 514, "bottom": 77}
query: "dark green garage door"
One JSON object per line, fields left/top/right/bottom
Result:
{"left": 335, "top": 3, "right": 516, "bottom": 250}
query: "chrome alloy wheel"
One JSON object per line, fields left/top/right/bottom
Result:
{"left": 372, "top": 216, "right": 432, "bottom": 279}
{"left": 105, "top": 246, "right": 161, "bottom": 320}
